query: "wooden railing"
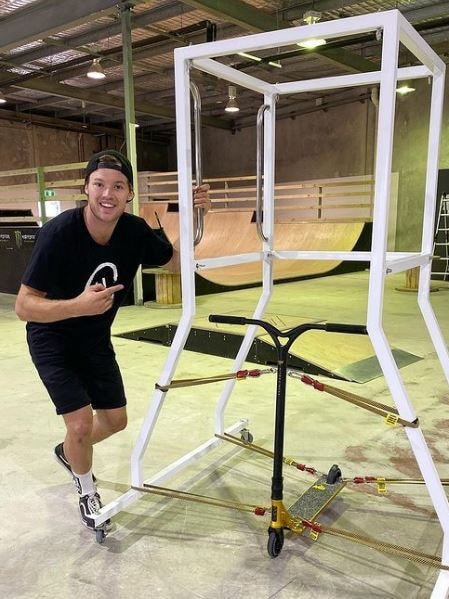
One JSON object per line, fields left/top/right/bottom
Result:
{"left": 0, "top": 162, "right": 86, "bottom": 224}
{"left": 0, "top": 162, "right": 374, "bottom": 225}
{"left": 139, "top": 171, "right": 374, "bottom": 223}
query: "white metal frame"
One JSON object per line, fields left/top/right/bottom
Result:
{"left": 98, "top": 11, "right": 449, "bottom": 595}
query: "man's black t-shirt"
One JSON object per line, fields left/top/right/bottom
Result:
{"left": 22, "top": 207, "right": 173, "bottom": 349}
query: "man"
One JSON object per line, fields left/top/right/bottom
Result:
{"left": 15, "top": 149, "right": 210, "bottom": 529}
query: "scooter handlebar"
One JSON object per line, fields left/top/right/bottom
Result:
{"left": 325, "top": 323, "right": 367, "bottom": 335}
{"left": 209, "top": 315, "right": 248, "bottom": 326}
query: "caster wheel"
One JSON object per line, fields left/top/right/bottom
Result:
{"left": 267, "top": 528, "right": 284, "bottom": 558}
{"left": 326, "top": 464, "right": 342, "bottom": 484}
{"left": 95, "top": 528, "right": 106, "bottom": 544}
{"left": 240, "top": 429, "right": 254, "bottom": 444}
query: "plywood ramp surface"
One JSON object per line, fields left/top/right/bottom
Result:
{"left": 140, "top": 206, "right": 365, "bottom": 286}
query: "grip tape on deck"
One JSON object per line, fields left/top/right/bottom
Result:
{"left": 289, "top": 474, "right": 346, "bottom": 521}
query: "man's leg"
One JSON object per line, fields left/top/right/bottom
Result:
{"left": 62, "top": 405, "right": 127, "bottom": 473}
{"left": 62, "top": 405, "right": 94, "bottom": 475}
{"left": 92, "top": 406, "right": 128, "bottom": 445}
{"left": 60, "top": 406, "right": 126, "bottom": 529}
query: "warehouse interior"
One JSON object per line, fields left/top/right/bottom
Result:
{"left": 2, "top": 1, "right": 449, "bottom": 598}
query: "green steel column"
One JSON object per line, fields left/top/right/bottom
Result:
{"left": 121, "top": 2, "right": 143, "bottom": 305}
{"left": 36, "top": 167, "right": 47, "bottom": 224}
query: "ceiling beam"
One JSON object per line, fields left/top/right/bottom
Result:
{"left": 181, "top": 0, "right": 290, "bottom": 32}
{"left": 404, "top": 2, "right": 449, "bottom": 24}
{"left": 282, "top": 0, "right": 366, "bottom": 18}
{"left": 0, "top": 72, "right": 230, "bottom": 129}
{"left": 0, "top": 106, "right": 124, "bottom": 135}
{"left": 6, "top": 3, "right": 195, "bottom": 67}
{"left": 184, "top": 0, "right": 378, "bottom": 73}
{"left": 317, "top": 47, "right": 378, "bottom": 73}
{"left": 0, "top": 0, "right": 136, "bottom": 53}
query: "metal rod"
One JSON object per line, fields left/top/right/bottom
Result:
{"left": 190, "top": 81, "right": 204, "bottom": 246}
{"left": 256, "top": 104, "right": 269, "bottom": 242}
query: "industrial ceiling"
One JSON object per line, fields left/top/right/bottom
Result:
{"left": 0, "top": 0, "right": 448, "bottom": 142}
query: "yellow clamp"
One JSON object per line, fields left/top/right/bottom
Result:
{"left": 313, "top": 484, "right": 326, "bottom": 491}
{"left": 385, "top": 412, "right": 399, "bottom": 426}
{"left": 309, "top": 529, "right": 320, "bottom": 541}
{"left": 376, "top": 477, "right": 387, "bottom": 494}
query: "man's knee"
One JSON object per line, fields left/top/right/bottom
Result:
{"left": 99, "top": 409, "right": 127, "bottom": 434}
{"left": 111, "top": 411, "right": 127, "bottom": 433}
{"left": 66, "top": 418, "right": 93, "bottom": 443}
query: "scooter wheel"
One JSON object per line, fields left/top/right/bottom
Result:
{"left": 95, "top": 528, "right": 106, "bottom": 544}
{"left": 240, "top": 429, "right": 254, "bottom": 444}
{"left": 267, "top": 528, "right": 284, "bottom": 558}
{"left": 326, "top": 464, "right": 342, "bottom": 484}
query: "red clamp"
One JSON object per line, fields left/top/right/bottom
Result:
{"left": 353, "top": 476, "right": 376, "bottom": 484}
{"left": 295, "top": 463, "right": 317, "bottom": 475}
{"left": 301, "top": 374, "right": 324, "bottom": 391}
{"left": 303, "top": 519, "right": 322, "bottom": 533}
{"left": 236, "top": 370, "right": 249, "bottom": 379}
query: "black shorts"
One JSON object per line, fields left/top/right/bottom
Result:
{"left": 27, "top": 329, "right": 127, "bottom": 415}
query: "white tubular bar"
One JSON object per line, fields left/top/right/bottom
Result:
{"left": 195, "top": 252, "right": 264, "bottom": 270}
{"left": 125, "top": 49, "right": 198, "bottom": 489}
{"left": 193, "top": 58, "right": 272, "bottom": 94}
{"left": 193, "top": 61, "right": 429, "bottom": 100}
{"left": 398, "top": 11, "right": 446, "bottom": 72}
{"left": 271, "top": 250, "right": 371, "bottom": 262}
{"left": 385, "top": 252, "right": 432, "bottom": 274}
{"left": 99, "top": 16, "right": 449, "bottom": 594}
{"left": 214, "top": 94, "right": 277, "bottom": 433}
{"left": 368, "top": 13, "right": 449, "bottom": 582}
{"left": 176, "top": 11, "right": 388, "bottom": 61}
{"left": 417, "top": 60, "right": 449, "bottom": 568}
{"left": 274, "top": 65, "right": 430, "bottom": 96}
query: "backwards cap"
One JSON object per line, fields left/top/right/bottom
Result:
{"left": 85, "top": 149, "right": 133, "bottom": 185}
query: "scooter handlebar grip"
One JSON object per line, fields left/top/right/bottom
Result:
{"left": 325, "top": 323, "right": 367, "bottom": 335}
{"left": 209, "top": 314, "right": 248, "bottom": 326}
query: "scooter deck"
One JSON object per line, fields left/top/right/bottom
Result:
{"left": 288, "top": 474, "right": 346, "bottom": 522}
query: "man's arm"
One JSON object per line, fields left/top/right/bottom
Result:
{"left": 162, "top": 183, "right": 210, "bottom": 273}
{"left": 15, "top": 282, "right": 124, "bottom": 323}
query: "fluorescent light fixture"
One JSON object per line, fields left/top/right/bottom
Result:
{"left": 225, "top": 85, "right": 240, "bottom": 113}
{"left": 297, "top": 38, "right": 326, "bottom": 49}
{"left": 238, "top": 51, "right": 262, "bottom": 62}
{"left": 87, "top": 59, "right": 106, "bottom": 80}
{"left": 268, "top": 60, "right": 282, "bottom": 69}
{"left": 396, "top": 83, "right": 416, "bottom": 95}
{"left": 0, "top": 91, "right": 6, "bottom": 104}
{"left": 298, "top": 10, "right": 327, "bottom": 50}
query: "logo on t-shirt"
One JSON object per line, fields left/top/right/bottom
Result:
{"left": 85, "top": 262, "right": 118, "bottom": 289}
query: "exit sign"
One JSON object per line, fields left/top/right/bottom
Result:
{"left": 44, "top": 189, "right": 56, "bottom": 197}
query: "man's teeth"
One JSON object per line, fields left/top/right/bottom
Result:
{"left": 100, "top": 202, "right": 114, "bottom": 207}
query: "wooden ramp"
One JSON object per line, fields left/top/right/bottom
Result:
{"left": 118, "top": 312, "right": 421, "bottom": 383}
{"left": 140, "top": 206, "right": 367, "bottom": 286}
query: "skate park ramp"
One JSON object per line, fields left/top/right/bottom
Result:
{"left": 140, "top": 207, "right": 367, "bottom": 286}
{"left": 118, "top": 312, "right": 421, "bottom": 383}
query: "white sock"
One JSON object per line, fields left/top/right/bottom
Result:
{"left": 72, "top": 470, "right": 96, "bottom": 496}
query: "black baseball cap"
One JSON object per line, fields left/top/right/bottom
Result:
{"left": 85, "top": 149, "right": 133, "bottom": 185}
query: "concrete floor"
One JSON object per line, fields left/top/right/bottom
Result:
{"left": 3, "top": 270, "right": 449, "bottom": 598}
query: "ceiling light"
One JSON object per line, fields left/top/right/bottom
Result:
{"left": 297, "top": 38, "right": 326, "bottom": 49}
{"left": 87, "top": 59, "right": 106, "bottom": 80}
{"left": 297, "top": 10, "right": 326, "bottom": 50}
{"left": 396, "top": 83, "right": 415, "bottom": 95}
{"left": 268, "top": 60, "right": 282, "bottom": 69}
{"left": 0, "top": 91, "right": 6, "bottom": 104}
{"left": 225, "top": 85, "right": 240, "bottom": 113}
{"left": 238, "top": 51, "right": 262, "bottom": 62}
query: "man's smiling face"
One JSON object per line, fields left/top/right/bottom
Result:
{"left": 84, "top": 168, "right": 131, "bottom": 225}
